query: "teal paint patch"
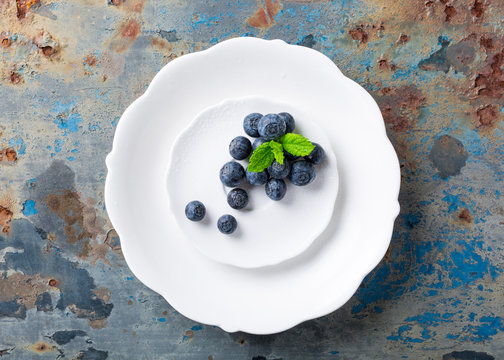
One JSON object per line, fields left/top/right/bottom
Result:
{"left": 9, "top": 135, "right": 26, "bottom": 155}
{"left": 51, "top": 99, "right": 82, "bottom": 133}
{"left": 21, "top": 200, "right": 38, "bottom": 216}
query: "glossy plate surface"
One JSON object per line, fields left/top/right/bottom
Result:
{"left": 105, "top": 37, "right": 400, "bottom": 334}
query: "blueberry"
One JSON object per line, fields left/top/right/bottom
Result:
{"left": 267, "top": 159, "right": 291, "bottom": 179}
{"left": 278, "top": 112, "right": 295, "bottom": 133}
{"left": 289, "top": 160, "right": 316, "bottom": 186}
{"left": 252, "top": 137, "right": 267, "bottom": 151}
{"left": 227, "top": 188, "right": 248, "bottom": 210}
{"left": 217, "top": 214, "right": 237, "bottom": 234}
{"left": 243, "top": 113, "right": 263, "bottom": 137}
{"left": 220, "top": 161, "right": 245, "bottom": 187}
{"left": 258, "top": 114, "right": 286, "bottom": 140}
{"left": 305, "top": 142, "right": 325, "bottom": 165}
{"left": 229, "top": 136, "right": 252, "bottom": 160}
{"left": 284, "top": 151, "right": 299, "bottom": 161}
{"left": 246, "top": 169, "right": 269, "bottom": 185}
{"left": 265, "top": 178, "right": 287, "bottom": 201}
{"left": 185, "top": 201, "right": 206, "bottom": 221}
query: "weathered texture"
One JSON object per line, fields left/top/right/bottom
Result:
{"left": 0, "top": 0, "right": 503, "bottom": 358}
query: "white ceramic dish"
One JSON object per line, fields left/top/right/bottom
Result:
{"left": 167, "top": 97, "right": 339, "bottom": 268}
{"left": 105, "top": 37, "right": 400, "bottom": 334}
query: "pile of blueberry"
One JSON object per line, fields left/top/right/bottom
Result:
{"left": 185, "top": 112, "right": 325, "bottom": 235}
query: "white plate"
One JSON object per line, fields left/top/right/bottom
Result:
{"left": 167, "top": 96, "right": 339, "bottom": 268}
{"left": 105, "top": 37, "right": 400, "bottom": 334}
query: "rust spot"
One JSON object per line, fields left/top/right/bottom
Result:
{"left": 439, "top": 0, "right": 449, "bottom": 4}
{"left": 444, "top": 5, "right": 456, "bottom": 22}
{"left": 480, "top": 36, "right": 493, "bottom": 50}
{"left": 108, "top": 0, "right": 123, "bottom": 5}
{"left": 378, "top": 59, "right": 388, "bottom": 70}
{"left": 247, "top": 0, "right": 282, "bottom": 30}
{"left": 376, "top": 86, "right": 426, "bottom": 132}
{"left": 458, "top": 208, "right": 473, "bottom": 223}
{"left": 16, "top": 0, "right": 40, "bottom": 18}
{"left": 9, "top": 71, "right": 22, "bottom": 84}
{"left": 41, "top": 46, "right": 55, "bottom": 57}
{"left": 349, "top": 26, "right": 369, "bottom": 44}
{"left": 162, "top": 310, "right": 168, "bottom": 315}
{"left": 94, "top": 287, "right": 111, "bottom": 303}
{"left": 470, "top": 0, "right": 485, "bottom": 18}
{"left": 425, "top": 0, "right": 434, "bottom": 7}
{"left": 238, "top": 338, "right": 245, "bottom": 345}
{"left": 476, "top": 104, "right": 499, "bottom": 127}
{"left": 110, "top": 18, "right": 142, "bottom": 53}
{"left": 85, "top": 54, "right": 97, "bottom": 67}
{"left": 0, "top": 206, "right": 13, "bottom": 233}
{"left": 398, "top": 33, "right": 409, "bottom": 44}
{"left": 45, "top": 190, "right": 92, "bottom": 244}
{"left": 30, "top": 342, "right": 53, "bottom": 354}
{"left": 48, "top": 279, "right": 58, "bottom": 287}
{"left": 208, "top": 356, "right": 214, "bottom": 360}
{"left": 89, "top": 318, "right": 107, "bottom": 329}
{"left": 1, "top": 38, "right": 10, "bottom": 48}
{"left": 128, "top": 300, "right": 133, "bottom": 305}
{"left": 185, "top": 330, "right": 194, "bottom": 339}
{"left": 474, "top": 48, "right": 504, "bottom": 98}
{"left": 121, "top": 18, "right": 141, "bottom": 39}
{"left": 4, "top": 148, "right": 17, "bottom": 162}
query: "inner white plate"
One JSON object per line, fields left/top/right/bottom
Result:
{"left": 167, "top": 97, "right": 338, "bottom": 268}
{"left": 105, "top": 37, "right": 400, "bottom": 334}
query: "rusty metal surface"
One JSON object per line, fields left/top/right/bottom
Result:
{"left": 1, "top": 0, "right": 503, "bottom": 359}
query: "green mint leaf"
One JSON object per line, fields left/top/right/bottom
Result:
{"left": 248, "top": 142, "right": 274, "bottom": 172}
{"left": 269, "top": 141, "right": 284, "bottom": 165}
{"left": 279, "top": 133, "right": 315, "bottom": 156}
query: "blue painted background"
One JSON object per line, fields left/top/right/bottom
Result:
{"left": 0, "top": 0, "right": 503, "bottom": 358}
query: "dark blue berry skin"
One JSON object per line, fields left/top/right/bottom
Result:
{"left": 220, "top": 161, "right": 245, "bottom": 187}
{"left": 243, "top": 113, "right": 263, "bottom": 137}
{"left": 305, "top": 142, "right": 325, "bottom": 165}
{"left": 185, "top": 201, "right": 206, "bottom": 221}
{"left": 289, "top": 160, "right": 316, "bottom": 186}
{"left": 258, "top": 114, "right": 286, "bottom": 140}
{"left": 278, "top": 112, "right": 295, "bottom": 133}
{"left": 229, "top": 136, "right": 252, "bottom": 160}
{"left": 265, "top": 178, "right": 287, "bottom": 201}
{"left": 267, "top": 160, "right": 291, "bottom": 179}
{"left": 246, "top": 169, "right": 269, "bottom": 185}
{"left": 217, "top": 214, "right": 237, "bottom": 234}
{"left": 227, "top": 188, "right": 248, "bottom": 210}
{"left": 252, "top": 137, "right": 267, "bottom": 151}
{"left": 284, "top": 151, "right": 299, "bottom": 161}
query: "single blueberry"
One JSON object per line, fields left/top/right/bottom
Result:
{"left": 246, "top": 169, "right": 269, "bottom": 185}
{"left": 258, "top": 114, "right": 286, "bottom": 140}
{"left": 219, "top": 161, "right": 245, "bottom": 187}
{"left": 265, "top": 178, "right": 287, "bottom": 201}
{"left": 185, "top": 201, "right": 206, "bottom": 221}
{"left": 243, "top": 113, "right": 263, "bottom": 137}
{"left": 289, "top": 160, "right": 316, "bottom": 186}
{"left": 229, "top": 136, "right": 252, "bottom": 160}
{"left": 278, "top": 112, "right": 295, "bottom": 133}
{"left": 267, "top": 159, "right": 291, "bottom": 179}
{"left": 305, "top": 142, "right": 325, "bottom": 165}
{"left": 252, "top": 137, "right": 267, "bottom": 151}
{"left": 284, "top": 151, "right": 299, "bottom": 161}
{"left": 217, "top": 214, "right": 237, "bottom": 235}
{"left": 227, "top": 188, "right": 249, "bottom": 210}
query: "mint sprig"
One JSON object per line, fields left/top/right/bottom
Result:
{"left": 269, "top": 141, "right": 284, "bottom": 165}
{"left": 248, "top": 142, "right": 274, "bottom": 172}
{"left": 248, "top": 133, "right": 315, "bottom": 172}
{"left": 279, "top": 133, "right": 315, "bottom": 156}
